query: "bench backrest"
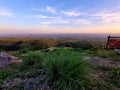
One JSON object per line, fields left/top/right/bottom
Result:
{"left": 107, "top": 36, "right": 120, "bottom": 49}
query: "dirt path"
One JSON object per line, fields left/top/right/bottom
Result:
{"left": 91, "top": 57, "right": 120, "bottom": 67}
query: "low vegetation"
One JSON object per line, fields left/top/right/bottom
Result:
{"left": 97, "top": 49, "right": 120, "bottom": 61}
{"left": 44, "top": 50, "right": 91, "bottom": 90}
{"left": 0, "top": 37, "right": 102, "bottom": 51}
{"left": 0, "top": 39, "right": 120, "bottom": 89}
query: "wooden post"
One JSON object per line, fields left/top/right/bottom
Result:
{"left": 106, "top": 36, "right": 110, "bottom": 49}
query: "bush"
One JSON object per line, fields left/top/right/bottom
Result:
{"left": 44, "top": 50, "right": 91, "bottom": 90}
{"left": 97, "top": 49, "right": 116, "bottom": 58}
{"left": 18, "top": 48, "right": 30, "bottom": 54}
{"left": 22, "top": 52, "right": 42, "bottom": 67}
{"left": 57, "top": 42, "right": 94, "bottom": 49}
{"left": 111, "top": 67, "right": 120, "bottom": 79}
{"left": 0, "top": 70, "right": 10, "bottom": 80}
{"left": 108, "top": 67, "right": 120, "bottom": 87}
{"left": 0, "top": 48, "right": 4, "bottom": 52}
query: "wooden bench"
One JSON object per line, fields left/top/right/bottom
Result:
{"left": 107, "top": 36, "right": 120, "bottom": 49}
{"left": 107, "top": 36, "right": 120, "bottom": 54}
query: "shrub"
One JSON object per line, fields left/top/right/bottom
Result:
{"left": 0, "top": 48, "right": 4, "bottom": 52}
{"left": 57, "top": 42, "right": 94, "bottom": 49}
{"left": 18, "top": 48, "right": 30, "bottom": 54}
{"left": 0, "top": 70, "right": 10, "bottom": 80}
{"left": 111, "top": 67, "right": 120, "bottom": 78}
{"left": 108, "top": 67, "right": 120, "bottom": 87}
{"left": 44, "top": 50, "right": 91, "bottom": 90}
{"left": 22, "top": 52, "right": 42, "bottom": 68}
{"left": 97, "top": 49, "right": 116, "bottom": 58}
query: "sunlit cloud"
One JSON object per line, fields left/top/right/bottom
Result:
{"left": 31, "top": 6, "right": 56, "bottom": 14}
{"left": 38, "top": 18, "right": 91, "bottom": 25}
{"left": 92, "top": 8, "right": 120, "bottom": 23}
{"left": 73, "top": 19, "right": 92, "bottom": 24}
{"left": 61, "top": 10, "right": 85, "bottom": 17}
{"left": 27, "top": 14, "right": 60, "bottom": 19}
{"left": 46, "top": 6, "right": 56, "bottom": 13}
{"left": 38, "top": 19, "right": 69, "bottom": 25}
{"left": 0, "top": 8, "right": 14, "bottom": 17}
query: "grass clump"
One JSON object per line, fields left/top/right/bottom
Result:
{"left": 0, "top": 70, "right": 10, "bottom": 80}
{"left": 23, "top": 52, "right": 42, "bottom": 66}
{"left": 97, "top": 49, "right": 120, "bottom": 61}
{"left": 108, "top": 67, "right": 120, "bottom": 87}
{"left": 20, "top": 52, "right": 42, "bottom": 71}
{"left": 97, "top": 49, "right": 116, "bottom": 58}
{"left": 44, "top": 50, "right": 91, "bottom": 90}
{"left": 18, "top": 48, "right": 30, "bottom": 54}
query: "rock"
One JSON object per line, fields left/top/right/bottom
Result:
{"left": 114, "top": 49, "right": 120, "bottom": 54}
{"left": 83, "top": 56, "right": 92, "bottom": 61}
{"left": 38, "top": 83, "right": 51, "bottom": 90}
{"left": 47, "top": 47, "right": 56, "bottom": 51}
{"left": 24, "top": 74, "right": 50, "bottom": 90}
{"left": 24, "top": 78, "right": 37, "bottom": 90}
{"left": 3, "top": 78, "right": 24, "bottom": 87}
{"left": 0, "top": 52, "right": 22, "bottom": 68}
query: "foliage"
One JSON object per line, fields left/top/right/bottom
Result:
{"left": 97, "top": 49, "right": 120, "bottom": 61}
{"left": 0, "top": 70, "right": 10, "bottom": 80}
{"left": 0, "top": 48, "right": 4, "bottom": 52}
{"left": 109, "top": 67, "right": 120, "bottom": 87}
{"left": 97, "top": 49, "right": 116, "bottom": 58}
{"left": 18, "top": 48, "right": 30, "bottom": 54}
{"left": 57, "top": 42, "right": 94, "bottom": 49}
{"left": 22, "top": 52, "right": 42, "bottom": 67}
{"left": 44, "top": 50, "right": 91, "bottom": 90}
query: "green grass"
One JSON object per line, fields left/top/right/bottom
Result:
{"left": 0, "top": 48, "right": 120, "bottom": 89}
{"left": 43, "top": 50, "right": 92, "bottom": 90}
{"left": 108, "top": 67, "right": 120, "bottom": 87}
{"left": 0, "top": 70, "right": 10, "bottom": 80}
{"left": 21, "top": 52, "right": 43, "bottom": 68}
{"left": 97, "top": 49, "right": 120, "bottom": 61}
{"left": 0, "top": 52, "right": 43, "bottom": 87}
{"left": 18, "top": 48, "right": 30, "bottom": 54}
{"left": 97, "top": 49, "right": 116, "bottom": 58}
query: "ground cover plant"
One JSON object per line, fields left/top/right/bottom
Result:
{"left": 43, "top": 49, "right": 92, "bottom": 90}
{"left": 0, "top": 47, "right": 120, "bottom": 90}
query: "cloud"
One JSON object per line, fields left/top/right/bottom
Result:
{"left": 38, "top": 18, "right": 91, "bottom": 25}
{"left": 0, "top": 8, "right": 13, "bottom": 17}
{"left": 27, "top": 14, "right": 60, "bottom": 19}
{"left": 28, "top": 14, "right": 49, "bottom": 18}
{"left": 92, "top": 8, "right": 120, "bottom": 23}
{"left": 39, "top": 19, "right": 69, "bottom": 25}
{"left": 73, "top": 19, "right": 91, "bottom": 24}
{"left": 31, "top": 6, "right": 56, "bottom": 14}
{"left": 46, "top": 6, "right": 56, "bottom": 13}
{"left": 61, "top": 10, "right": 85, "bottom": 17}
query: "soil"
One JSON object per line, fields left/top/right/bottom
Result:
{"left": 90, "top": 57, "right": 120, "bottom": 67}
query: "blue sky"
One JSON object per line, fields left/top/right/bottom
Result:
{"left": 0, "top": 0, "right": 120, "bottom": 34}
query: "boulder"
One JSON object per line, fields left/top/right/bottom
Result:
{"left": 0, "top": 52, "right": 22, "bottom": 68}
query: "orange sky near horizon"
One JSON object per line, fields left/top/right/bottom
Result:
{"left": 1, "top": 0, "right": 120, "bottom": 34}
{"left": 0, "top": 24, "right": 120, "bottom": 34}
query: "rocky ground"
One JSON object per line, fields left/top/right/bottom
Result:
{"left": 0, "top": 51, "right": 120, "bottom": 90}
{"left": 0, "top": 52, "right": 22, "bottom": 68}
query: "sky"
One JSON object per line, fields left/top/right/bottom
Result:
{"left": 0, "top": 0, "right": 120, "bottom": 34}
